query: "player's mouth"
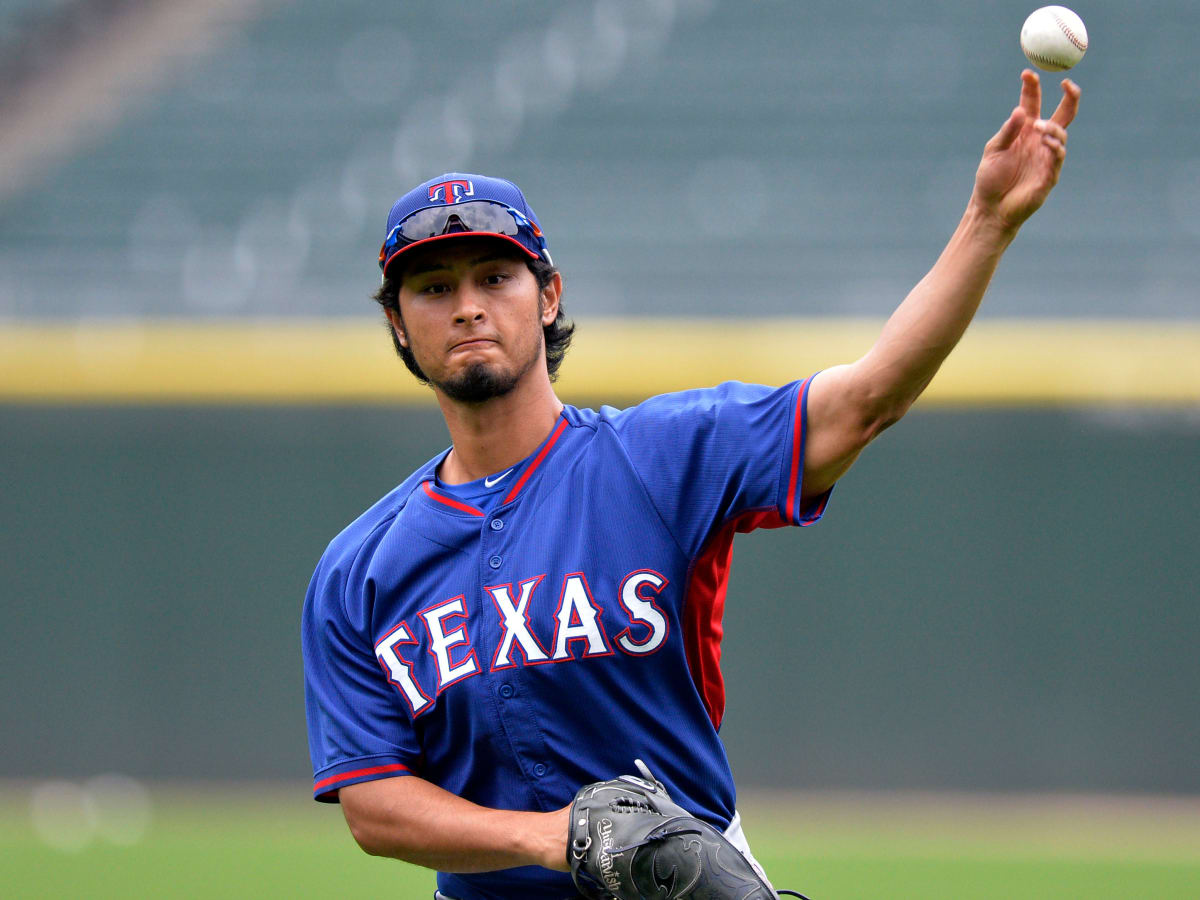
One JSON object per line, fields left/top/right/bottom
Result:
{"left": 449, "top": 337, "right": 498, "bottom": 353}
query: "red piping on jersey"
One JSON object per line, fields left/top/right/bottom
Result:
{"left": 682, "top": 508, "right": 788, "bottom": 730}
{"left": 683, "top": 379, "right": 813, "bottom": 729}
{"left": 422, "top": 480, "right": 485, "bottom": 517}
{"left": 313, "top": 762, "right": 410, "bottom": 794}
{"left": 503, "top": 416, "right": 568, "bottom": 504}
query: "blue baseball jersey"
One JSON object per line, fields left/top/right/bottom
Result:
{"left": 302, "top": 378, "right": 832, "bottom": 900}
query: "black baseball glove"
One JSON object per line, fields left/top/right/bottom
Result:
{"left": 567, "top": 760, "right": 810, "bottom": 900}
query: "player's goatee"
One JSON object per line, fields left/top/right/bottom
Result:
{"left": 436, "top": 361, "right": 521, "bottom": 404}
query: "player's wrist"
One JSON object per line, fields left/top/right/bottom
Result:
{"left": 528, "top": 805, "right": 571, "bottom": 872}
{"left": 963, "top": 195, "right": 1022, "bottom": 246}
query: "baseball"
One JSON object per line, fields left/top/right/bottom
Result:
{"left": 1020, "top": 6, "right": 1088, "bottom": 72}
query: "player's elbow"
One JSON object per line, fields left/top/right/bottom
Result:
{"left": 353, "top": 826, "right": 403, "bottom": 860}
{"left": 346, "top": 815, "right": 385, "bottom": 856}
{"left": 342, "top": 803, "right": 398, "bottom": 858}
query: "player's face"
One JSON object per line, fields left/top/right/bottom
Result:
{"left": 389, "top": 238, "right": 559, "bottom": 404}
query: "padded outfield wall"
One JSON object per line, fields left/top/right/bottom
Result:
{"left": 2, "top": 402, "right": 1196, "bottom": 793}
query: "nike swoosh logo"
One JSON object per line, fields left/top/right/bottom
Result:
{"left": 484, "top": 468, "right": 514, "bottom": 488}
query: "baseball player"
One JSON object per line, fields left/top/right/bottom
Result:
{"left": 302, "top": 71, "right": 1080, "bottom": 899}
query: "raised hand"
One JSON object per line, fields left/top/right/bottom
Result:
{"left": 972, "top": 69, "right": 1081, "bottom": 232}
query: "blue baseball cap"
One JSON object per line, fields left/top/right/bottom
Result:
{"left": 378, "top": 173, "right": 552, "bottom": 279}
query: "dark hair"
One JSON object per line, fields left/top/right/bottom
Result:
{"left": 371, "top": 255, "right": 574, "bottom": 383}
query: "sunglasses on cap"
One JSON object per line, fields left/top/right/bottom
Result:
{"left": 378, "top": 199, "right": 553, "bottom": 277}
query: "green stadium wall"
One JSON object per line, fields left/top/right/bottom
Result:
{"left": 1, "top": 405, "right": 1196, "bottom": 793}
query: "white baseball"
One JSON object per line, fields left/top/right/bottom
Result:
{"left": 1020, "top": 6, "right": 1088, "bottom": 72}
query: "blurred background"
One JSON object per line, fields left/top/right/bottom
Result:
{"left": 1, "top": 0, "right": 1197, "bottom": 896}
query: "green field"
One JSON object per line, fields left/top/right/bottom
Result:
{"left": 3, "top": 785, "right": 1198, "bottom": 898}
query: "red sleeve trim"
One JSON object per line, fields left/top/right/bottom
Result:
{"left": 313, "top": 762, "right": 410, "bottom": 795}
{"left": 784, "top": 376, "right": 812, "bottom": 522}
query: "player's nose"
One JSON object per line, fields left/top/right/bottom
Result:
{"left": 450, "top": 283, "right": 487, "bottom": 325}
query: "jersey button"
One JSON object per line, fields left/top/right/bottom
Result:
{"left": 489, "top": 555, "right": 502, "bottom": 569}
{"left": 498, "top": 683, "right": 514, "bottom": 699}
{"left": 532, "top": 763, "right": 547, "bottom": 777}
{"left": 490, "top": 518, "right": 504, "bottom": 531}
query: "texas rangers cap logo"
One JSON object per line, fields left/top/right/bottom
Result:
{"left": 427, "top": 179, "right": 474, "bottom": 204}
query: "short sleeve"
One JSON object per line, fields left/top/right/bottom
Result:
{"left": 301, "top": 548, "right": 420, "bottom": 802}
{"left": 606, "top": 377, "right": 832, "bottom": 557}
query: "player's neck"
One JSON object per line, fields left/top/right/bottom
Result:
{"left": 435, "top": 375, "right": 563, "bottom": 485}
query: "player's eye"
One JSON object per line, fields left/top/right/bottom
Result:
{"left": 483, "top": 272, "right": 510, "bottom": 286}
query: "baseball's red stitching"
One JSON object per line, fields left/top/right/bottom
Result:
{"left": 1052, "top": 11, "right": 1088, "bottom": 52}
{"left": 1025, "top": 49, "right": 1071, "bottom": 71}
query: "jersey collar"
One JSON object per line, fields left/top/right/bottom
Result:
{"left": 415, "top": 412, "right": 571, "bottom": 518}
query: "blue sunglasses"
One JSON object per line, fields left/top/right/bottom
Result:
{"left": 379, "top": 200, "right": 552, "bottom": 276}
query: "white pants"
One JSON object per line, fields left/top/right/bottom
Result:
{"left": 723, "top": 809, "right": 776, "bottom": 891}
{"left": 434, "top": 809, "right": 774, "bottom": 899}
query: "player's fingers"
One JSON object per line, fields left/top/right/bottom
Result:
{"left": 1038, "top": 125, "right": 1067, "bottom": 163}
{"left": 1050, "top": 78, "right": 1081, "bottom": 128}
{"left": 1035, "top": 119, "right": 1068, "bottom": 145}
{"left": 1020, "top": 69, "right": 1042, "bottom": 120}
{"left": 1042, "top": 133, "right": 1066, "bottom": 159}
{"left": 987, "top": 107, "right": 1026, "bottom": 151}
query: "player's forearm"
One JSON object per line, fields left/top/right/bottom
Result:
{"left": 855, "top": 199, "right": 1018, "bottom": 425}
{"left": 340, "top": 776, "right": 570, "bottom": 874}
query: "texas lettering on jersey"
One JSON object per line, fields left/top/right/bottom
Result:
{"left": 375, "top": 568, "right": 670, "bottom": 716}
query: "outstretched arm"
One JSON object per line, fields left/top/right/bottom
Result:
{"left": 801, "top": 70, "right": 1081, "bottom": 501}
{"left": 340, "top": 775, "right": 570, "bottom": 873}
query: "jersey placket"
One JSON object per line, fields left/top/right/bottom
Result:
{"left": 473, "top": 415, "right": 572, "bottom": 804}
{"left": 477, "top": 495, "right": 560, "bottom": 803}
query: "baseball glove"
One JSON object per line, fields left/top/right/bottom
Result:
{"left": 567, "top": 759, "right": 810, "bottom": 900}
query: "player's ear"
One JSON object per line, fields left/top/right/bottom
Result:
{"left": 540, "top": 271, "right": 562, "bottom": 326}
{"left": 385, "top": 307, "right": 409, "bottom": 348}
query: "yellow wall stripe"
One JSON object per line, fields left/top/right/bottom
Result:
{"left": 1, "top": 318, "right": 1197, "bottom": 406}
